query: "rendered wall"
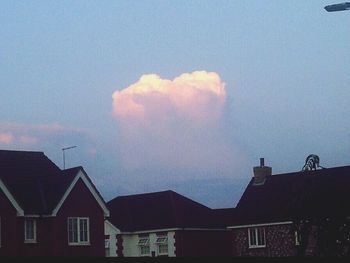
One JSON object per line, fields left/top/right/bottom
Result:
{"left": 121, "top": 231, "right": 176, "bottom": 257}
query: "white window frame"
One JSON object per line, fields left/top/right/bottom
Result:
{"left": 105, "top": 239, "right": 110, "bottom": 256}
{"left": 105, "top": 239, "right": 110, "bottom": 249}
{"left": 67, "top": 217, "right": 90, "bottom": 246}
{"left": 138, "top": 236, "right": 150, "bottom": 256}
{"left": 248, "top": 227, "right": 266, "bottom": 248}
{"left": 24, "top": 218, "right": 37, "bottom": 243}
{"left": 155, "top": 235, "right": 168, "bottom": 256}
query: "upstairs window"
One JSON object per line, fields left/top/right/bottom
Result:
{"left": 248, "top": 227, "right": 266, "bottom": 248}
{"left": 68, "top": 217, "right": 90, "bottom": 245}
{"left": 138, "top": 235, "right": 150, "bottom": 256}
{"left": 156, "top": 235, "right": 168, "bottom": 256}
{"left": 24, "top": 218, "right": 37, "bottom": 243}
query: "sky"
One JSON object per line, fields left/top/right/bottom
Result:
{"left": 1, "top": 0, "right": 350, "bottom": 208}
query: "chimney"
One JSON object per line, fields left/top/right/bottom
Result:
{"left": 253, "top": 158, "right": 272, "bottom": 185}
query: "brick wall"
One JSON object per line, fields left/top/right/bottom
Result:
{"left": 232, "top": 224, "right": 298, "bottom": 256}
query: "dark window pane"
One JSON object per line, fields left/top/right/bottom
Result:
{"left": 249, "top": 228, "right": 256, "bottom": 246}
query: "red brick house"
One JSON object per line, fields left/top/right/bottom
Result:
{"left": 228, "top": 158, "right": 350, "bottom": 257}
{"left": 0, "top": 150, "right": 109, "bottom": 256}
{"left": 106, "top": 190, "right": 233, "bottom": 257}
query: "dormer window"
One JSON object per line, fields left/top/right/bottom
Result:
{"left": 24, "top": 218, "right": 37, "bottom": 243}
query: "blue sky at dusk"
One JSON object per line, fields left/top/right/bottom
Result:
{"left": 1, "top": 0, "right": 350, "bottom": 208}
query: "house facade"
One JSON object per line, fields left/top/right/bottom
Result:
{"left": 0, "top": 150, "right": 109, "bottom": 256}
{"left": 105, "top": 190, "right": 232, "bottom": 257}
{"left": 3, "top": 150, "right": 349, "bottom": 257}
{"left": 228, "top": 157, "right": 350, "bottom": 257}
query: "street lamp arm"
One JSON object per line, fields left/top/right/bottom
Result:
{"left": 325, "top": 2, "right": 350, "bottom": 12}
{"left": 62, "top": 145, "right": 77, "bottom": 151}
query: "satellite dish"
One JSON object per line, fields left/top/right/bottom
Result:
{"left": 302, "top": 154, "right": 325, "bottom": 171}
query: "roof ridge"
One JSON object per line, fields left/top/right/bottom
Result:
{"left": 63, "top": 166, "right": 83, "bottom": 171}
{"left": 271, "top": 164, "right": 350, "bottom": 178}
{"left": 0, "top": 149, "right": 44, "bottom": 154}
{"left": 108, "top": 189, "right": 212, "bottom": 210}
{"left": 170, "top": 191, "right": 212, "bottom": 210}
{"left": 109, "top": 189, "right": 173, "bottom": 200}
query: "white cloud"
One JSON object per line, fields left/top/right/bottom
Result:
{"left": 112, "top": 71, "right": 226, "bottom": 123}
{"left": 111, "top": 71, "right": 246, "bottom": 181}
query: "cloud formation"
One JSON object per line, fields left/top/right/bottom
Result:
{"left": 0, "top": 122, "right": 95, "bottom": 153}
{"left": 0, "top": 122, "right": 99, "bottom": 172}
{"left": 0, "top": 132, "right": 14, "bottom": 144}
{"left": 113, "top": 71, "right": 226, "bottom": 123}
{"left": 112, "top": 71, "right": 246, "bottom": 182}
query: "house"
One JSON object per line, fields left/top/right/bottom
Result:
{"left": 105, "top": 190, "right": 233, "bottom": 257}
{"left": 0, "top": 150, "right": 109, "bottom": 256}
{"left": 228, "top": 157, "right": 350, "bottom": 257}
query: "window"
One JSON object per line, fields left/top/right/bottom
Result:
{"left": 68, "top": 217, "right": 89, "bottom": 245}
{"left": 248, "top": 227, "right": 266, "bottom": 248}
{"left": 138, "top": 235, "right": 150, "bottom": 256}
{"left": 24, "top": 218, "right": 36, "bottom": 243}
{"left": 105, "top": 239, "right": 110, "bottom": 248}
{"left": 105, "top": 239, "right": 110, "bottom": 256}
{"left": 140, "top": 245, "right": 150, "bottom": 256}
{"left": 156, "top": 235, "right": 168, "bottom": 255}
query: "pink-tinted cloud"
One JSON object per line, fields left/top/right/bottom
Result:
{"left": 0, "top": 123, "right": 87, "bottom": 134}
{"left": 19, "top": 135, "right": 38, "bottom": 145}
{"left": 0, "top": 122, "right": 93, "bottom": 151}
{"left": 0, "top": 132, "right": 14, "bottom": 144}
{"left": 112, "top": 71, "right": 247, "bottom": 181}
{"left": 113, "top": 71, "right": 226, "bottom": 123}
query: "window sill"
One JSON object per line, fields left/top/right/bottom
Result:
{"left": 248, "top": 245, "right": 266, "bottom": 249}
{"left": 68, "top": 242, "right": 91, "bottom": 246}
{"left": 24, "top": 240, "right": 37, "bottom": 244}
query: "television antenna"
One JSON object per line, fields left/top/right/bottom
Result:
{"left": 62, "top": 145, "right": 77, "bottom": 169}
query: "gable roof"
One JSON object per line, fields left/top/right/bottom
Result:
{"left": 231, "top": 165, "right": 350, "bottom": 226}
{"left": 52, "top": 166, "right": 110, "bottom": 217}
{"left": 0, "top": 150, "right": 70, "bottom": 214}
{"left": 0, "top": 149, "right": 108, "bottom": 217}
{"left": 0, "top": 177, "right": 24, "bottom": 216}
{"left": 107, "top": 190, "right": 228, "bottom": 232}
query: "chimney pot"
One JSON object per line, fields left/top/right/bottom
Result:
{"left": 260, "top": 157, "right": 264, "bottom": 167}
